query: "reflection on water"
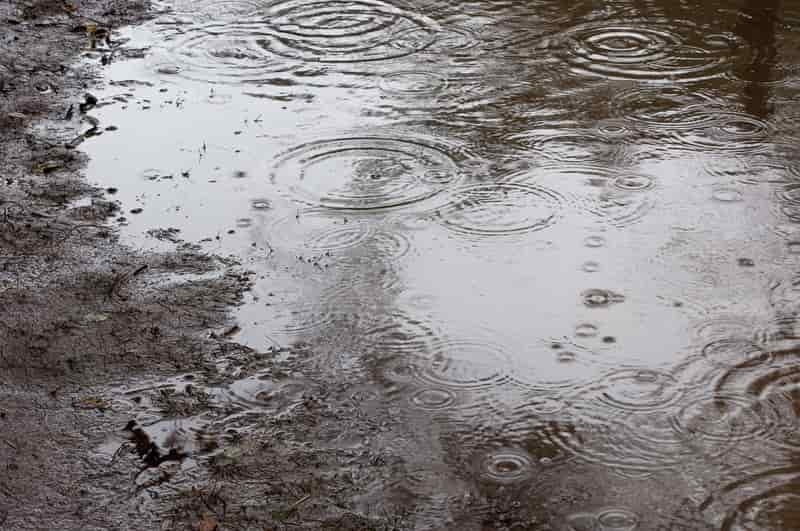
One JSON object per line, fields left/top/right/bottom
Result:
{"left": 83, "top": 0, "right": 800, "bottom": 527}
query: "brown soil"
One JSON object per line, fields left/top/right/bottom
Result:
{"left": 0, "top": 1, "right": 257, "bottom": 528}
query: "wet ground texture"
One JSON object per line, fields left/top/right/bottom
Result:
{"left": 7, "top": 0, "right": 800, "bottom": 529}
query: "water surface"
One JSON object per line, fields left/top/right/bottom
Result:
{"left": 84, "top": 0, "right": 800, "bottom": 527}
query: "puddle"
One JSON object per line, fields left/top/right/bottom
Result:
{"left": 77, "top": 0, "right": 800, "bottom": 527}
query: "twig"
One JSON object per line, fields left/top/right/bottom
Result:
{"left": 288, "top": 494, "right": 311, "bottom": 511}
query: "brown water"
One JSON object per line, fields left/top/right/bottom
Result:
{"left": 82, "top": 0, "right": 800, "bottom": 528}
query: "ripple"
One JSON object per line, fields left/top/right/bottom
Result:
{"left": 744, "top": 364, "right": 800, "bottom": 450}
{"left": 379, "top": 71, "right": 448, "bottom": 96}
{"left": 755, "top": 315, "right": 800, "bottom": 346}
{"left": 363, "top": 312, "right": 438, "bottom": 356}
{"left": 613, "top": 174, "right": 654, "bottom": 192}
{"left": 435, "top": 182, "right": 566, "bottom": 238}
{"left": 694, "top": 315, "right": 758, "bottom": 345}
{"left": 367, "top": 229, "right": 412, "bottom": 260}
{"left": 542, "top": 409, "right": 697, "bottom": 472}
{"left": 592, "top": 369, "right": 683, "bottom": 412}
{"left": 477, "top": 448, "right": 535, "bottom": 484}
{"left": 151, "top": 21, "right": 296, "bottom": 84}
{"left": 561, "top": 19, "right": 729, "bottom": 82}
{"left": 265, "top": 0, "right": 439, "bottom": 63}
{"left": 171, "top": 0, "right": 267, "bottom": 21}
{"left": 379, "top": 356, "right": 421, "bottom": 384}
{"left": 701, "top": 339, "right": 771, "bottom": 368}
{"left": 271, "top": 137, "right": 459, "bottom": 211}
{"left": 510, "top": 342, "right": 606, "bottom": 394}
{"left": 590, "top": 188, "right": 657, "bottom": 227}
{"left": 722, "top": 490, "right": 800, "bottom": 531}
{"left": 424, "top": 26, "right": 481, "bottom": 54}
{"left": 415, "top": 338, "right": 513, "bottom": 390}
{"left": 409, "top": 387, "right": 457, "bottom": 410}
{"left": 777, "top": 184, "right": 800, "bottom": 223}
{"left": 268, "top": 294, "right": 339, "bottom": 337}
{"left": 518, "top": 165, "right": 656, "bottom": 227}
{"left": 508, "top": 130, "right": 620, "bottom": 164}
{"left": 610, "top": 87, "right": 720, "bottom": 127}
{"left": 673, "top": 394, "right": 776, "bottom": 443}
{"left": 270, "top": 210, "right": 373, "bottom": 252}
{"left": 671, "top": 109, "right": 771, "bottom": 154}
{"left": 597, "top": 508, "right": 639, "bottom": 530}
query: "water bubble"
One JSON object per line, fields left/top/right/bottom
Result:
{"left": 478, "top": 449, "right": 534, "bottom": 483}
{"left": 557, "top": 351, "right": 578, "bottom": 363}
{"left": 582, "top": 260, "right": 601, "bottom": 272}
{"left": 251, "top": 198, "right": 272, "bottom": 210}
{"left": 436, "top": 182, "right": 566, "bottom": 238}
{"left": 271, "top": 137, "right": 459, "bottom": 211}
{"left": 582, "top": 288, "right": 625, "bottom": 308}
{"left": 575, "top": 323, "right": 599, "bottom": 337}
{"left": 155, "top": 64, "right": 182, "bottom": 75}
{"left": 712, "top": 187, "right": 744, "bottom": 202}
{"left": 585, "top": 235, "right": 606, "bottom": 248}
{"left": 597, "top": 508, "right": 639, "bottom": 530}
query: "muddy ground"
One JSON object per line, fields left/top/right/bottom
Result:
{"left": 0, "top": 1, "right": 426, "bottom": 529}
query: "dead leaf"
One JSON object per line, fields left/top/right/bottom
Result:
{"left": 75, "top": 397, "right": 110, "bottom": 410}
{"left": 198, "top": 516, "right": 218, "bottom": 531}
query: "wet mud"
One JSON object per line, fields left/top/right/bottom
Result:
{"left": 8, "top": 0, "right": 800, "bottom": 529}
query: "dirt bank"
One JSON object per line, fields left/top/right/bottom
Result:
{"left": 0, "top": 1, "right": 258, "bottom": 528}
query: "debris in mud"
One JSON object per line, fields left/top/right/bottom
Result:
{"left": 79, "top": 92, "right": 98, "bottom": 113}
{"left": 124, "top": 420, "right": 188, "bottom": 469}
{"left": 147, "top": 227, "right": 181, "bottom": 242}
